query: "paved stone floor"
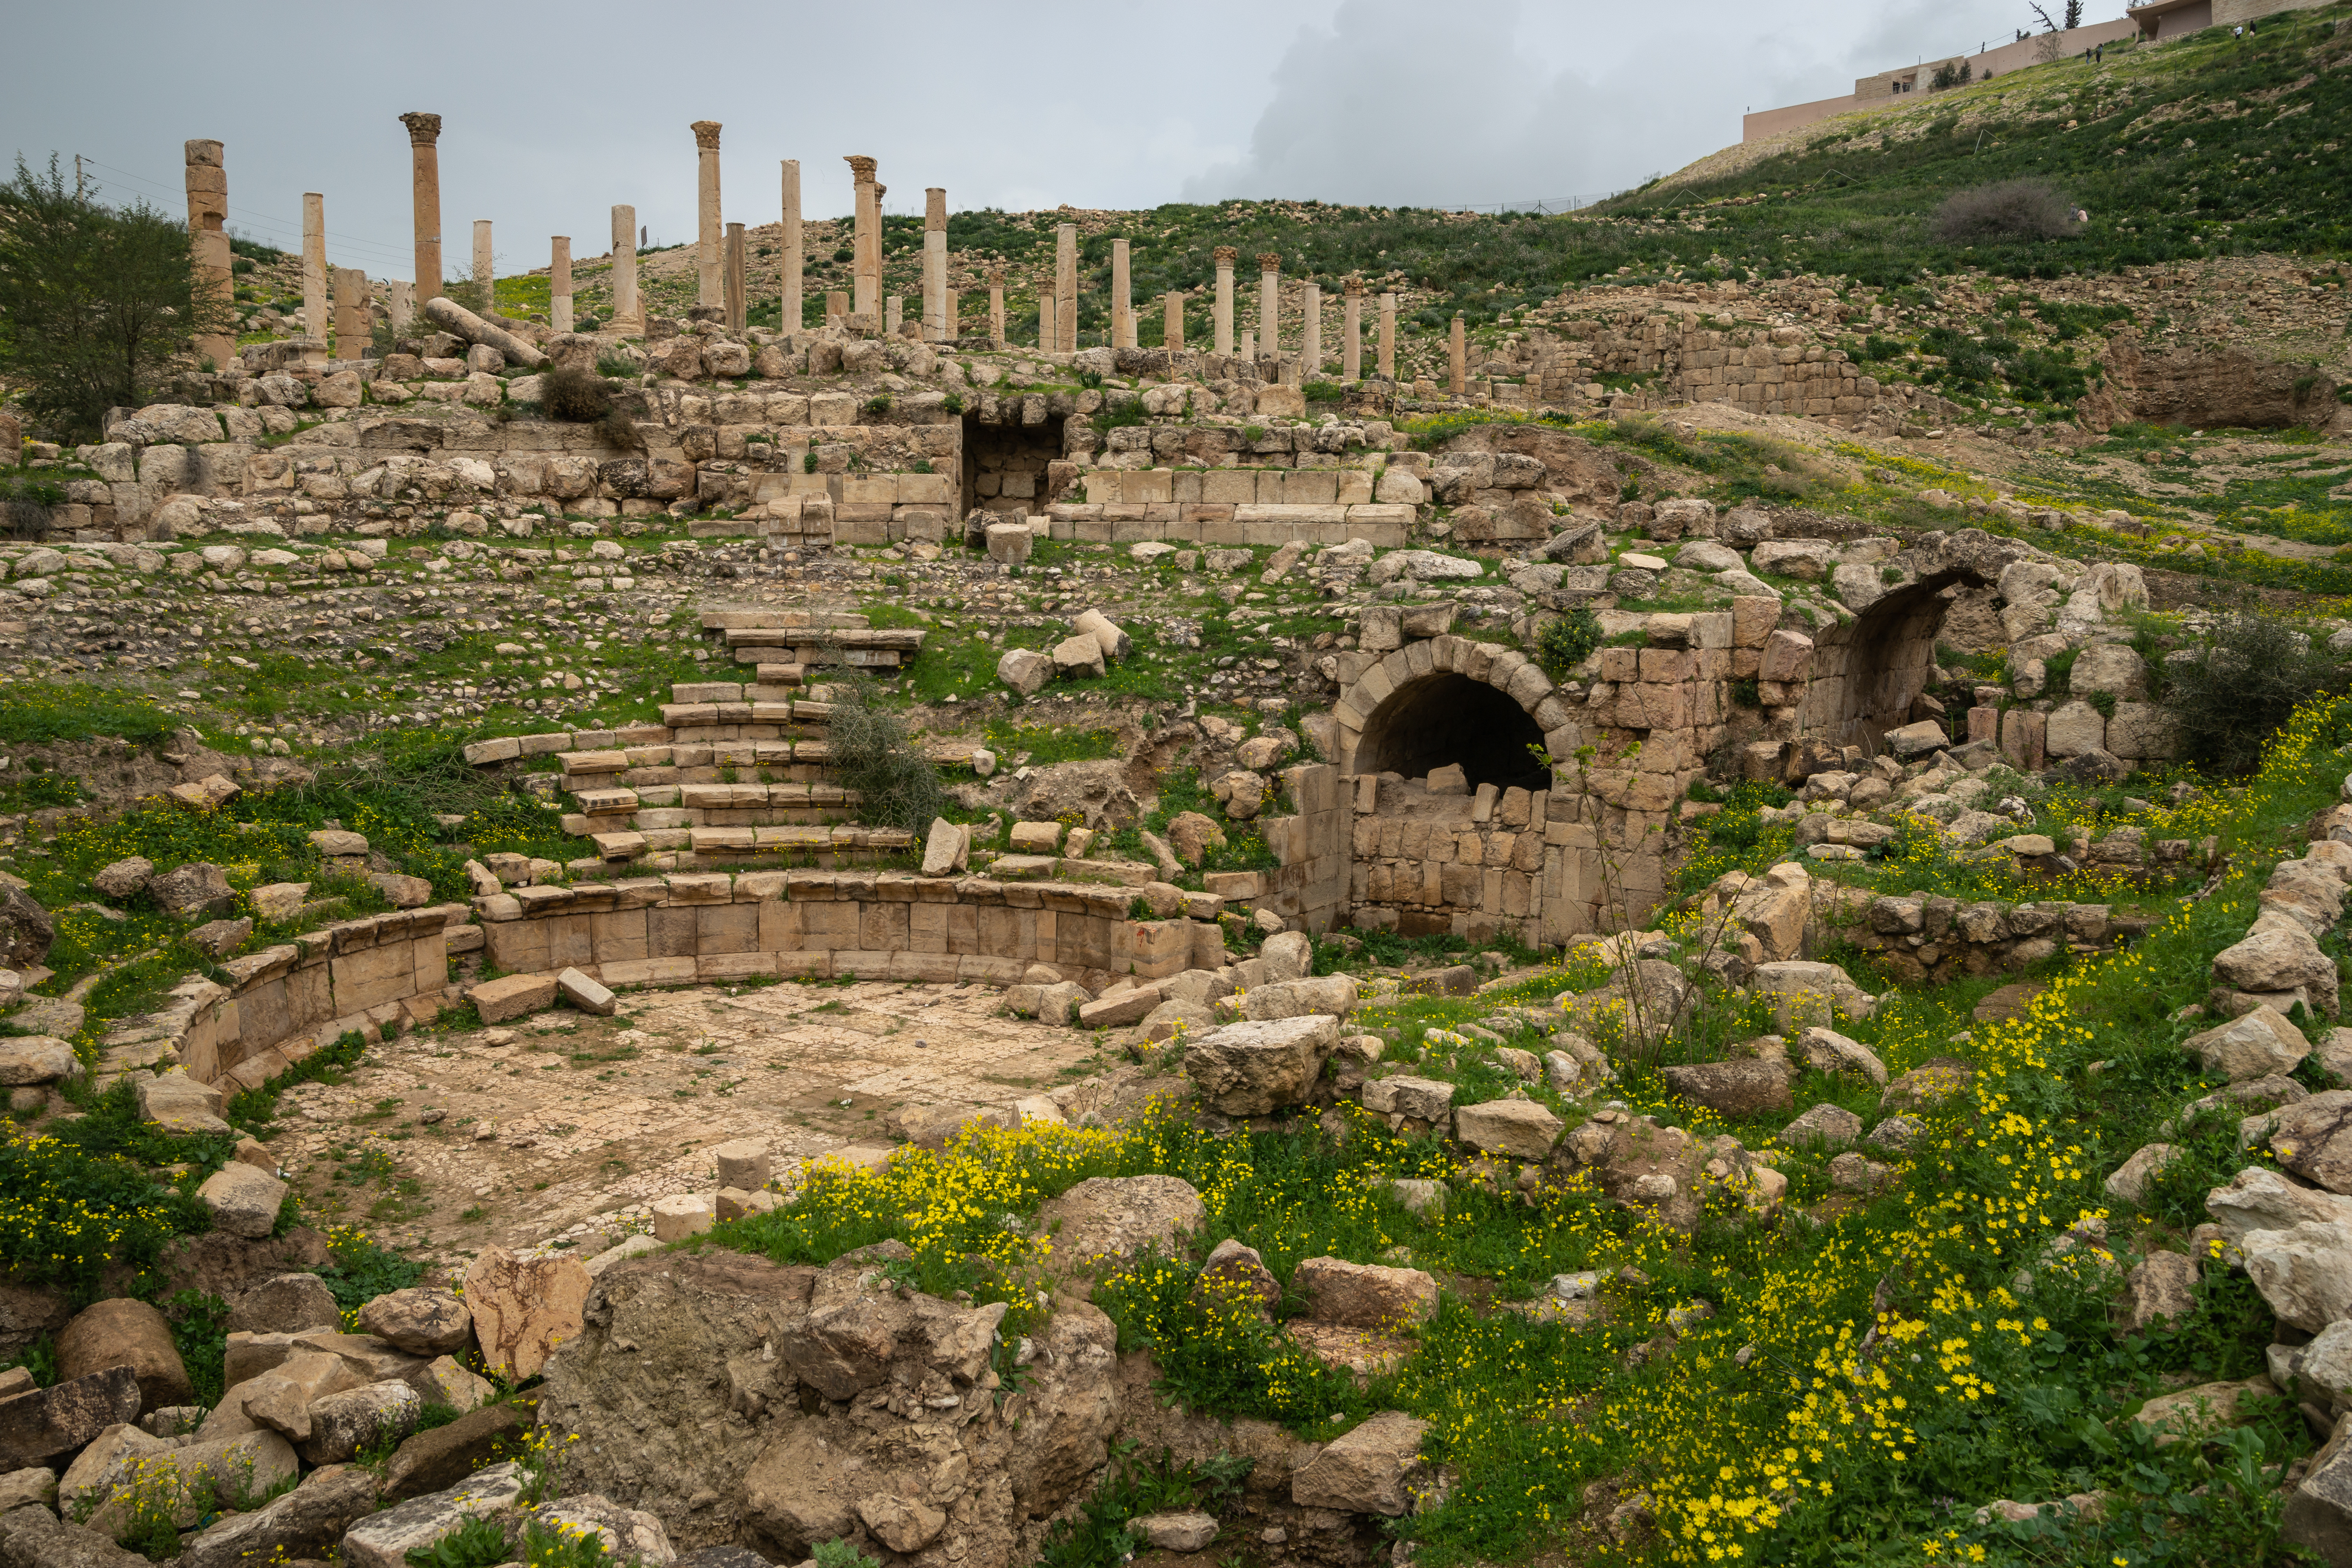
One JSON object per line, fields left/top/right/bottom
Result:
{"left": 266, "top": 978, "right": 1108, "bottom": 1275}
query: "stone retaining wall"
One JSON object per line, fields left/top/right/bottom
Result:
{"left": 1819, "top": 886, "right": 2156, "bottom": 984}
{"left": 472, "top": 868, "right": 1223, "bottom": 993}
{"left": 106, "top": 906, "right": 478, "bottom": 1094}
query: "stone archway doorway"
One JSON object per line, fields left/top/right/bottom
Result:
{"left": 1353, "top": 671, "right": 1551, "bottom": 790}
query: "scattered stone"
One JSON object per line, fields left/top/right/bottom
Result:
{"left": 339, "top": 1459, "right": 528, "bottom": 1568}
{"left": 1793, "top": 1026, "right": 1887, "bottom": 1086}
{"left": 1290, "top": 1410, "right": 1429, "bottom": 1515}
{"left": 356, "top": 1288, "right": 472, "bottom": 1356}
{"left": 0, "top": 1367, "right": 139, "bottom": 1471}
{"left": 1184, "top": 1015, "right": 1334, "bottom": 1115}
{"left": 2268, "top": 1091, "right": 2352, "bottom": 1194}
{"left": 90, "top": 859, "right": 153, "bottom": 901}
{"left": 2132, "top": 1377, "right": 2277, "bottom": 1446}
{"left": 1781, "top": 1103, "right": 1863, "bottom": 1148}
{"left": 461, "top": 1248, "right": 588, "bottom": 1381}
{"left": 197, "top": 1162, "right": 288, "bottom": 1239}
{"left": 556, "top": 966, "right": 616, "bottom": 1016}
{"left": 1132, "top": 1510, "right": 1219, "bottom": 1552}
{"left": 1034, "top": 1175, "right": 1204, "bottom": 1269}
{"left": 2185, "top": 1006, "right": 2311, "bottom": 1084}
{"left": 2105, "top": 1144, "right": 2182, "bottom": 1205}
{"left": 2120, "top": 1252, "right": 2199, "bottom": 1334}
{"left": 226, "top": 1274, "right": 341, "bottom": 1335}
{"left": 1662, "top": 1058, "right": 1793, "bottom": 1116}
{"left": 1294, "top": 1257, "right": 1439, "bottom": 1329}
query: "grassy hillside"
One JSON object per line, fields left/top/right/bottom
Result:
{"left": 878, "top": 7, "right": 2349, "bottom": 343}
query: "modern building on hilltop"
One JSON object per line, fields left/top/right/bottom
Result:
{"left": 1741, "top": 0, "right": 2333, "bottom": 143}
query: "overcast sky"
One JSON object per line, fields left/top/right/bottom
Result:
{"left": 3, "top": 0, "right": 2086, "bottom": 281}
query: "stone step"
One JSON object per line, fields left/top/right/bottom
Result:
{"left": 733, "top": 645, "right": 903, "bottom": 668}
{"left": 720, "top": 626, "right": 924, "bottom": 651}
{"left": 700, "top": 610, "right": 871, "bottom": 632}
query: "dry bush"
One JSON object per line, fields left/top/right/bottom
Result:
{"left": 1930, "top": 180, "right": 2078, "bottom": 243}
{"left": 541, "top": 364, "right": 614, "bottom": 423}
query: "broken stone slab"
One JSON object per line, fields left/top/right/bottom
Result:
{"left": 226, "top": 1273, "right": 342, "bottom": 1336}
{"left": 1132, "top": 1510, "right": 1218, "bottom": 1552}
{"left": 0, "top": 1505, "right": 154, "bottom": 1567}
{"left": 1749, "top": 961, "right": 1875, "bottom": 1030}
{"left": 1290, "top": 1410, "right": 1430, "bottom": 1515}
{"left": 1662, "top": 1058, "right": 1792, "bottom": 1116}
{"left": 381, "top": 1399, "right": 531, "bottom": 1501}
{"left": 0, "top": 1365, "right": 139, "bottom": 1471}
{"left": 1780, "top": 1102, "right": 1862, "bottom": 1148}
{"left": 83, "top": 1429, "right": 298, "bottom": 1537}
{"left": 2267, "top": 1091, "right": 2352, "bottom": 1194}
{"left": 2131, "top": 1376, "right": 2277, "bottom": 1447}
{"left": 1361, "top": 1074, "right": 1455, "bottom": 1121}
{"left": 1073, "top": 608, "right": 1131, "bottom": 661}
{"left": 1233, "top": 976, "right": 1359, "bottom": 1022}
{"left": 296, "top": 1379, "right": 420, "bottom": 1464}
{"left": 1455, "top": 1098, "right": 1564, "bottom": 1159}
{"left": 918, "top": 817, "right": 970, "bottom": 877}
{"left": 2104, "top": 1143, "right": 2182, "bottom": 1205}
{"left": 556, "top": 966, "right": 616, "bottom": 1016}
{"left": 996, "top": 647, "right": 1052, "bottom": 695}
{"left": 420, "top": 297, "right": 547, "bottom": 368}
{"left": 461, "top": 1247, "right": 587, "bottom": 1381}
{"left": 1051, "top": 633, "right": 1106, "bottom": 680}
{"left": 198, "top": 1161, "right": 288, "bottom": 1239}
{"left": 470, "top": 973, "right": 557, "bottom": 1025}
{"left": 2207, "top": 1165, "right": 2352, "bottom": 1244}
{"left": 2119, "top": 1252, "right": 2198, "bottom": 1334}
{"left": 0, "top": 1036, "right": 79, "bottom": 1087}
{"left": 56, "top": 1298, "right": 192, "bottom": 1412}
{"left": 178, "top": 1463, "right": 379, "bottom": 1568}
{"left": 339, "top": 1459, "right": 528, "bottom": 1568}
{"left": 651, "top": 1194, "right": 715, "bottom": 1242}
{"left": 1184, "top": 1014, "right": 1335, "bottom": 1115}
{"left": 2240, "top": 1222, "right": 2352, "bottom": 1332}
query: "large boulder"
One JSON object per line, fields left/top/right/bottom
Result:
{"left": 535, "top": 1252, "right": 1119, "bottom": 1563}
{"left": 1289, "top": 1411, "right": 1430, "bottom": 1515}
{"left": 0, "top": 1367, "right": 139, "bottom": 1470}
{"left": 462, "top": 1247, "right": 588, "bottom": 1381}
{"left": 1454, "top": 1098, "right": 1565, "bottom": 1159}
{"left": 2267, "top": 1091, "right": 2352, "bottom": 1194}
{"left": 55, "top": 1299, "right": 192, "bottom": 1413}
{"left": 1032, "top": 1176, "right": 1204, "bottom": 1271}
{"left": 178, "top": 1463, "right": 380, "bottom": 1568}
{"left": 2240, "top": 1223, "right": 2352, "bottom": 1332}
{"left": 1183, "top": 1015, "right": 1335, "bottom": 1115}
{"left": 2212, "top": 923, "right": 2339, "bottom": 1016}
{"left": 1748, "top": 961, "right": 1875, "bottom": 1030}
{"left": 197, "top": 1163, "right": 288, "bottom": 1238}
{"left": 226, "top": 1273, "right": 342, "bottom": 1335}
{"left": 357, "top": 1287, "right": 473, "bottom": 1355}
{"left": 2207, "top": 1166, "right": 2352, "bottom": 1244}
{"left": 81, "top": 1429, "right": 296, "bottom": 1538}
{"left": 2185, "top": 1006, "right": 2310, "bottom": 1083}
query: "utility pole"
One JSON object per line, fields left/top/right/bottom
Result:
{"left": 73, "top": 154, "right": 83, "bottom": 200}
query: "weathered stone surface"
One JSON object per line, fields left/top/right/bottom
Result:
{"left": 1781, "top": 1102, "right": 1862, "bottom": 1148}
{"left": 197, "top": 1161, "right": 287, "bottom": 1238}
{"left": 358, "top": 1288, "right": 473, "bottom": 1356}
{"left": 382, "top": 1399, "right": 529, "bottom": 1501}
{"left": 2105, "top": 1143, "right": 2182, "bottom": 1205}
{"left": 858, "top": 1492, "right": 946, "bottom": 1553}
{"left": 2241, "top": 1222, "right": 2352, "bottom": 1332}
{"left": 0, "top": 1467, "right": 53, "bottom": 1514}
{"left": 1361, "top": 1074, "right": 1455, "bottom": 1121}
{"left": 541, "top": 1493, "right": 678, "bottom": 1564}
{"left": 149, "top": 862, "right": 234, "bottom": 917}
{"left": 1749, "top": 961, "right": 1875, "bottom": 1029}
{"left": 1034, "top": 1176, "right": 1204, "bottom": 1269}
{"left": 996, "top": 647, "right": 1052, "bottom": 695}
{"left": 1455, "top": 1098, "right": 1564, "bottom": 1158}
{"left": 92, "top": 858, "right": 153, "bottom": 900}
{"left": 296, "top": 1378, "right": 420, "bottom": 1464}
{"left": 0, "top": 1037, "right": 78, "bottom": 1087}
{"left": 2186, "top": 1006, "right": 2312, "bottom": 1083}
{"left": 2207, "top": 1165, "right": 2352, "bottom": 1244}
{"left": 83, "top": 1429, "right": 298, "bottom": 1537}
{"left": 1880, "top": 1055, "right": 1974, "bottom": 1111}
{"left": 1290, "top": 1410, "right": 1430, "bottom": 1515}
{"left": 2120, "top": 1252, "right": 2198, "bottom": 1334}
{"left": 1792, "top": 1026, "right": 1887, "bottom": 1087}
{"left": 178, "top": 1463, "right": 379, "bottom": 1568}
{"left": 55, "top": 1299, "right": 192, "bottom": 1413}
{"left": 2281, "top": 1414, "right": 2352, "bottom": 1566}
{"left": 1293, "top": 1258, "right": 1439, "bottom": 1329}
{"left": 557, "top": 966, "right": 617, "bottom": 1016}
{"left": 2132, "top": 1376, "right": 2276, "bottom": 1446}
{"left": 471, "top": 973, "right": 557, "bottom": 1024}
{"left": 2269, "top": 1091, "right": 2352, "bottom": 1194}
{"left": 1192, "top": 1239, "right": 1281, "bottom": 1316}
{"left": 226, "top": 1273, "right": 341, "bottom": 1335}
{"left": 211, "top": 1349, "right": 363, "bottom": 1441}
{"left": 461, "top": 1247, "right": 588, "bottom": 1380}
{"left": 1662, "top": 1058, "right": 1792, "bottom": 1116}
{"left": 1132, "top": 1510, "right": 1219, "bottom": 1552}
{"left": 1184, "top": 1015, "right": 1334, "bottom": 1114}
{"left": 1235, "top": 976, "right": 1357, "bottom": 1021}
{"left": 0, "top": 1506, "right": 151, "bottom": 1568}
{"left": 2213, "top": 926, "right": 2337, "bottom": 1014}
{"left": 339, "top": 1459, "right": 527, "bottom": 1568}
{"left": 0, "top": 1367, "right": 140, "bottom": 1470}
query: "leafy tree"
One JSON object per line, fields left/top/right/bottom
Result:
{"left": 0, "top": 154, "right": 234, "bottom": 440}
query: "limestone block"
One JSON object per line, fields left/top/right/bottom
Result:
{"left": 2043, "top": 700, "right": 2107, "bottom": 760}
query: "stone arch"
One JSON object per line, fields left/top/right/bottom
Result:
{"left": 1796, "top": 535, "right": 2026, "bottom": 750}
{"left": 1334, "top": 635, "right": 1572, "bottom": 786}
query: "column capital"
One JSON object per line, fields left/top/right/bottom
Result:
{"left": 1213, "top": 246, "right": 1238, "bottom": 265}
{"left": 1343, "top": 276, "right": 1365, "bottom": 297}
{"left": 398, "top": 112, "right": 442, "bottom": 146}
{"left": 845, "top": 154, "right": 877, "bottom": 181}
{"left": 1257, "top": 253, "right": 1282, "bottom": 272}
{"left": 691, "top": 120, "right": 723, "bottom": 150}
{"left": 986, "top": 265, "right": 1005, "bottom": 285}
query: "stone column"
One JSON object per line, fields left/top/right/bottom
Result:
{"left": 923, "top": 187, "right": 948, "bottom": 342}
{"left": 1038, "top": 289, "right": 1054, "bottom": 352}
{"left": 987, "top": 265, "right": 1005, "bottom": 346}
{"left": 827, "top": 289, "right": 849, "bottom": 325}
{"left": 886, "top": 295, "right": 902, "bottom": 336}
{"left": 183, "top": 140, "right": 234, "bottom": 372}
{"left": 1212, "top": 247, "right": 1235, "bottom": 356}
{"left": 397, "top": 112, "right": 442, "bottom": 304}
{"left": 1449, "top": 314, "right": 1466, "bottom": 395}
{"left": 472, "top": 220, "right": 493, "bottom": 315}
{"left": 780, "top": 159, "right": 803, "bottom": 332}
{"left": 1240, "top": 328, "right": 1254, "bottom": 363}
{"left": 388, "top": 280, "right": 414, "bottom": 338}
{"left": 1165, "top": 292, "right": 1184, "bottom": 350}
{"left": 610, "top": 205, "right": 639, "bottom": 329}
{"left": 1111, "top": 238, "right": 1132, "bottom": 350}
{"left": 332, "top": 267, "right": 366, "bottom": 361}
{"left": 1257, "top": 254, "right": 1281, "bottom": 357}
{"left": 846, "top": 156, "right": 879, "bottom": 321}
{"left": 724, "top": 222, "right": 746, "bottom": 330}
{"left": 692, "top": 121, "right": 723, "bottom": 310}
{"left": 1342, "top": 278, "right": 1363, "bottom": 381}
{"left": 301, "top": 193, "right": 327, "bottom": 357}
{"left": 1378, "top": 292, "right": 1397, "bottom": 379}
{"left": 550, "top": 237, "right": 573, "bottom": 333}
{"left": 1054, "top": 223, "right": 1076, "bottom": 353}
{"left": 1302, "top": 281, "right": 1322, "bottom": 376}
{"left": 946, "top": 289, "right": 960, "bottom": 340}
